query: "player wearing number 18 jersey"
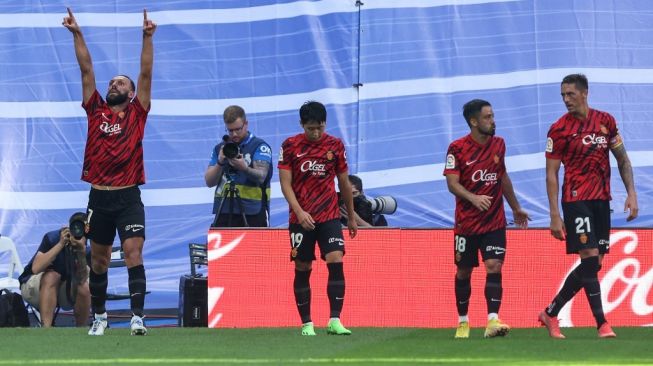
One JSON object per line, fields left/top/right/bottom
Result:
{"left": 539, "top": 74, "right": 638, "bottom": 339}
{"left": 278, "top": 101, "right": 357, "bottom": 336}
{"left": 443, "top": 99, "right": 529, "bottom": 339}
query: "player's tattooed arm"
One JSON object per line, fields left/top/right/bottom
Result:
{"left": 612, "top": 143, "right": 638, "bottom": 221}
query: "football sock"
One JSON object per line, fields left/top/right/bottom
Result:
{"left": 89, "top": 269, "right": 108, "bottom": 315}
{"left": 546, "top": 264, "right": 583, "bottom": 317}
{"left": 327, "top": 262, "right": 345, "bottom": 318}
{"left": 128, "top": 265, "right": 147, "bottom": 317}
{"left": 455, "top": 276, "right": 471, "bottom": 316}
{"left": 294, "top": 269, "right": 312, "bottom": 323}
{"left": 579, "top": 256, "right": 607, "bottom": 327}
{"left": 485, "top": 273, "right": 503, "bottom": 314}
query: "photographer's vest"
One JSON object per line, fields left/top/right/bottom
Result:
{"left": 212, "top": 135, "right": 272, "bottom": 216}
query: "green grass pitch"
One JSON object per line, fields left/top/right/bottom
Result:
{"left": 0, "top": 327, "right": 651, "bottom": 365}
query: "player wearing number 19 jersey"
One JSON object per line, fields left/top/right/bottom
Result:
{"left": 539, "top": 74, "right": 638, "bottom": 339}
{"left": 443, "top": 99, "right": 529, "bottom": 339}
{"left": 278, "top": 101, "right": 357, "bottom": 336}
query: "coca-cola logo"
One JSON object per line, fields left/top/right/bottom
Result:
{"left": 558, "top": 230, "right": 652, "bottom": 326}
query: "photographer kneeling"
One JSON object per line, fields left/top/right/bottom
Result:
{"left": 340, "top": 175, "right": 394, "bottom": 227}
{"left": 18, "top": 212, "right": 91, "bottom": 327}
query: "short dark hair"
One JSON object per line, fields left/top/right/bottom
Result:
{"left": 348, "top": 175, "right": 363, "bottom": 193}
{"left": 117, "top": 74, "right": 136, "bottom": 92}
{"left": 223, "top": 105, "right": 246, "bottom": 124}
{"left": 69, "top": 212, "right": 87, "bottom": 225}
{"left": 462, "top": 99, "right": 491, "bottom": 127}
{"left": 299, "top": 101, "right": 326, "bottom": 125}
{"left": 561, "top": 73, "right": 588, "bottom": 91}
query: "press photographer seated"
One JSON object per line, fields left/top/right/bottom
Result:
{"left": 18, "top": 212, "right": 91, "bottom": 327}
{"left": 205, "top": 105, "right": 273, "bottom": 227}
{"left": 339, "top": 175, "right": 395, "bottom": 227}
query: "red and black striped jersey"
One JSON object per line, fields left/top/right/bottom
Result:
{"left": 443, "top": 134, "right": 507, "bottom": 235}
{"left": 278, "top": 133, "right": 348, "bottom": 224}
{"left": 545, "top": 109, "right": 622, "bottom": 202}
{"left": 81, "top": 90, "right": 149, "bottom": 186}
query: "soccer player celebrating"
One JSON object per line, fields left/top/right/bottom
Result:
{"left": 63, "top": 7, "right": 156, "bottom": 336}
{"left": 443, "top": 99, "right": 529, "bottom": 338}
{"left": 278, "top": 101, "right": 357, "bottom": 336}
{"left": 539, "top": 74, "right": 638, "bottom": 339}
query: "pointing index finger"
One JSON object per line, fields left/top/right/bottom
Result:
{"left": 143, "top": 9, "right": 147, "bottom": 21}
{"left": 67, "top": 7, "right": 73, "bottom": 17}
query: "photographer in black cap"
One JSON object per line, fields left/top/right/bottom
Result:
{"left": 205, "top": 105, "right": 273, "bottom": 227}
{"left": 18, "top": 212, "right": 91, "bottom": 327}
{"left": 339, "top": 175, "right": 389, "bottom": 227}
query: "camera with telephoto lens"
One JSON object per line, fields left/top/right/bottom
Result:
{"left": 222, "top": 135, "right": 240, "bottom": 159}
{"left": 68, "top": 212, "right": 87, "bottom": 240}
{"left": 367, "top": 195, "right": 397, "bottom": 215}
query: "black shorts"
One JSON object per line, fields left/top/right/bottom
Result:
{"left": 87, "top": 186, "right": 145, "bottom": 246}
{"left": 454, "top": 228, "right": 506, "bottom": 268}
{"left": 288, "top": 219, "right": 345, "bottom": 262}
{"left": 562, "top": 200, "right": 610, "bottom": 254}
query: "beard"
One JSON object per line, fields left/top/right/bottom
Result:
{"left": 106, "top": 90, "right": 130, "bottom": 106}
{"left": 479, "top": 126, "right": 496, "bottom": 136}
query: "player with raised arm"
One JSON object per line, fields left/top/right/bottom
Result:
{"left": 63, "top": 7, "right": 156, "bottom": 336}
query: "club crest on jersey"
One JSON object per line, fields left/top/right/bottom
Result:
{"left": 455, "top": 251, "right": 462, "bottom": 263}
{"left": 600, "top": 125, "right": 608, "bottom": 134}
{"left": 326, "top": 150, "right": 334, "bottom": 161}
{"left": 493, "top": 154, "right": 500, "bottom": 164}
{"left": 580, "top": 233, "right": 588, "bottom": 244}
{"left": 100, "top": 121, "right": 122, "bottom": 136}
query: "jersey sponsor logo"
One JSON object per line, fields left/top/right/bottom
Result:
{"left": 582, "top": 133, "right": 608, "bottom": 147}
{"left": 545, "top": 137, "right": 553, "bottom": 153}
{"left": 446, "top": 154, "right": 455, "bottom": 169}
{"left": 300, "top": 160, "right": 327, "bottom": 175}
{"left": 258, "top": 145, "right": 272, "bottom": 158}
{"left": 100, "top": 121, "right": 122, "bottom": 136}
{"left": 472, "top": 169, "right": 498, "bottom": 184}
{"left": 125, "top": 224, "right": 144, "bottom": 232}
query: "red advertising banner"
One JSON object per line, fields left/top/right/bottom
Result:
{"left": 207, "top": 228, "right": 652, "bottom": 328}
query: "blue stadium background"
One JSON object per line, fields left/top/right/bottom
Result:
{"left": 1, "top": 0, "right": 651, "bottom": 310}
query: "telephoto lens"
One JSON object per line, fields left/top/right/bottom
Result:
{"left": 222, "top": 135, "right": 240, "bottom": 159}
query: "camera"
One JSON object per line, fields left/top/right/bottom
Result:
{"left": 68, "top": 212, "right": 87, "bottom": 240}
{"left": 367, "top": 195, "right": 397, "bottom": 215}
{"left": 222, "top": 135, "right": 240, "bottom": 159}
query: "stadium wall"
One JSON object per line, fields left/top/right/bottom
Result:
{"left": 208, "top": 228, "right": 652, "bottom": 328}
